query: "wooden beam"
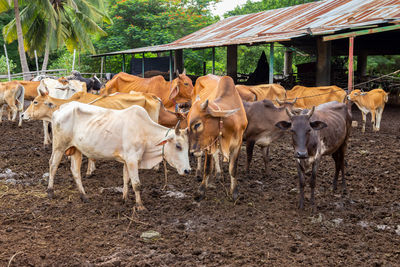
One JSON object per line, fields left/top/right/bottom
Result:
{"left": 174, "top": 49, "right": 183, "bottom": 73}
{"left": 348, "top": 37, "right": 354, "bottom": 112}
{"left": 122, "top": 54, "right": 126, "bottom": 72}
{"left": 226, "top": 45, "right": 237, "bottom": 83}
{"left": 142, "top": 53, "right": 145, "bottom": 78}
{"left": 169, "top": 51, "right": 173, "bottom": 81}
{"left": 284, "top": 49, "right": 293, "bottom": 76}
{"left": 357, "top": 51, "right": 367, "bottom": 77}
{"left": 269, "top": 43, "right": 274, "bottom": 83}
{"left": 212, "top": 47, "right": 215, "bottom": 75}
{"left": 316, "top": 37, "right": 331, "bottom": 86}
{"left": 323, "top": 24, "right": 400, "bottom": 41}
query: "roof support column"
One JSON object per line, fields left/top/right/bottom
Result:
{"left": 142, "top": 53, "right": 145, "bottom": 78}
{"left": 169, "top": 50, "right": 173, "bottom": 81}
{"left": 174, "top": 49, "right": 184, "bottom": 73}
{"left": 284, "top": 49, "right": 293, "bottom": 76}
{"left": 357, "top": 50, "right": 367, "bottom": 78}
{"left": 212, "top": 47, "right": 215, "bottom": 75}
{"left": 227, "top": 45, "right": 237, "bottom": 83}
{"left": 316, "top": 37, "right": 331, "bottom": 86}
{"left": 269, "top": 43, "right": 274, "bottom": 83}
{"left": 348, "top": 37, "right": 355, "bottom": 112}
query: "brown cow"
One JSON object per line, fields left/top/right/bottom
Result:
{"left": 346, "top": 89, "right": 389, "bottom": 132}
{"left": 243, "top": 98, "right": 297, "bottom": 174}
{"left": 286, "top": 85, "right": 347, "bottom": 109}
{"left": 101, "top": 70, "right": 193, "bottom": 110}
{"left": 0, "top": 81, "right": 25, "bottom": 126}
{"left": 17, "top": 81, "right": 40, "bottom": 100}
{"left": 236, "top": 84, "right": 286, "bottom": 102}
{"left": 275, "top": 101, "right": 352, "bottom": 210}
{"left": 188, "top": 76, "right": 247, "bottom": 201}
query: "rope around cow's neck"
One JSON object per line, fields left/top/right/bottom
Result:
{"left": 162, "top": 128, "right": 172, "bottom": 190}
{"left": 202, "top": 102, "right": 224, "bottom": 154}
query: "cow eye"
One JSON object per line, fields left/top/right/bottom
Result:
{"left": 33, "top": 101, "right": 38, "bottom": 105}
{"left": 176, "top": 143, "right": 182, "bottom": 150}
{"left": 184, "top": 83, "right": 189, "bottom": 86}
{"left": 354, "top": 93, "right": 358, "bottom": 96}
{"left": 194, "top": 122, "right": 201, "bottom": 130}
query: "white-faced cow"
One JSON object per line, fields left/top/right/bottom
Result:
{"left": 48, "top": 102, "right": 190, "bottom": 210}
{"left": 275, "top": 101, "right": 351, "bottom": 210}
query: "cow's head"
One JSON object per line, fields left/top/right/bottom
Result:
{"left": 346, "top": 89, "right": 367, "bottom": 102}
{"left": 275, "top": 107, "right": 327, "bottom": 159}
{"left": 169, "top": 69, "right": 194, "bottom": 102}
{"left": 22, "top": 89, "right": 57, "bottom": 121}
{"left": 159, "top": 121, "right": 191, "bottom": 175}
{"left": 188, "top": 98, "right": 239, "bottom": 154}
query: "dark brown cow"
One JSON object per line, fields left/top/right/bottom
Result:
{"left": 243, "top": 98, "right": 297, "bottom": 174}
{"left": 188, "top": 76, "right": 247, "bottom": 201}
{"left": 275, "top": 101, "right": 351, "bottom": 210}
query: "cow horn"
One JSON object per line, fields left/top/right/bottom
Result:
{"left": 285, "top": 107, "right": 294, "bottom": 119}
{"left": 182, "top": 68, "right": 186, "bottom": 75}
{"left": 175, "top": 69, "right": 180, "bottom": 77}
{"left": 276, "top": 98, "right": 284, "bottom": 105}
{"left": 290, "top": 97, "right": 297, "bottom": 104}
{"left": 175, "top": 120, "right": 182, "bottom": 135}
{"left": 201, "top": 99, "right": 209, "bottom": 110}
{"left": 307, "top": 106, "right": 315, "bottom": 118}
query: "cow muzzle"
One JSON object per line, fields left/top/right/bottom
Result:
{"left": 21, "top": 112, "right": 30, "bottom": 121}
{"left": 295, "top": 151, "right": 308, "bottom": 159}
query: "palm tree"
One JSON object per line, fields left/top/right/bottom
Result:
{"left": 2, "top": 0, "right": 111, "bottom": 72}
{"left": 0, "top": 0, "right": 30, "bottom": 79}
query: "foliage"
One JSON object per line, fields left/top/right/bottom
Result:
{"left": 0, "top": 55, "right": 16, "bottom": 74}
{"left": 367, "top": 56, "right": 400, "bottom": 75}
{"left": 0, "top": 10, "right": 21, "bottom": 72}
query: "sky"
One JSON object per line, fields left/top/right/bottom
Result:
{"left": 211, "top": 0, "right": 262, "bottom": 18}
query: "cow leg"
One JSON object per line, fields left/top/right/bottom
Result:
{"left": 213, "top": 152, "right": 222, "bottom": 181}
{"left": 332, "top": 152, "right": 340, "bottom": 191}
{"left": 195, "top": 153, "right": 211, "bottom": 202}
{"left": 310, "top": 160, "right": 320, "bottom": 212}
{"left": 122, "top": 163, "right": 130, "bottom": 201}
{"left": 85, "top": 158, "right": 96, "bottom": 177}
{"left": 361, "top": 112, "right": 366, "bottom": 133}
{"left": 245, "top": 140, "right": 255, "bottom": 174}
{"left": 0, "top": 105, "right": 3, "bottom": 123}
{"left": 229, "top": 146, "right": 241, "bottom": 202}
{"left": 5, "top": 98, "right": 18, "bottom": 122}
{"left": 338, "top": 145, "right": 347, "bottom": 195}
{"left": 195, "top": 154, "right": 202, "bottom": 182}
{"left": 296, "top": 161, "right": 306, "bottom": 209}
{"left": 126, "top": 160, "right": 145, "bottom": 211}
{"left": 262, "top": 146, "right": 270, "bottom": 175}
{"left": 43, "top": 121, "right": 52, "bottom": 146}
{"left": 48, "top": 150, "right": 64, "bottom": 198}
{"left": 70, "top": 149, "right": 88, "bottom": 202}
{"left": 376, "top": 107, "right": 384, "bottom": 131}
{"left": 371, "top": 109, "right": 377, "bottom": 132}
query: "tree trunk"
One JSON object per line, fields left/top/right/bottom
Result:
{"left": 41, "top": 21, "right": 51, "bottom": 73}
{"left": 13, "top": 0, "right": 30, "bottom": 80}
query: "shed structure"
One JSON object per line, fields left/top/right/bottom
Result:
{"left": 93, "top": 0, "right": 400, "bottom": 90}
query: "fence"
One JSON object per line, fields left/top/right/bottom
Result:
{"left": 0, "top": 69, "right": 68, "bottom": 80}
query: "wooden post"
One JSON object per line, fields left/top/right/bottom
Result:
{"left": 284, "top": 49, "right": 293, "bottom": 76}
{"left": 34, "top": 50, "right": 39, "bottom": 76}
{"left": 203, "top": 61, "right": 206, "bottom": 75}
{"left": 122, "top": 54, "right": 126, "bottom": 72}
{"left": 174, "top": 49, "right": 183, "bottom": 73}
{"left": 72, "top": 49, "right": 76, "bottom": 71}
{"left": 226, "top": 45, "right": 237, "bottom": 83}
{"left": 169, "top": 51, "right": 173, "bottom": 81}
{"left": 3, "top": 44, "right": 11, "bottom": 81}
{"left": 316, "top": 37, "right": 331, "bottom": 86}
{"left": 212, "top": 47, "right": 215, "bottom": 75}
{"left": 142, "top": 53, "right": 145, "bottom": 78}
{"left": 269, "top": 43, "right": 274, "bottom": 83}
{"left": 100, "top": 56, "right": 104, "bottom": 79}
{"left": 358, "top": 51, "right": 367, "bottom": 78}
{"left": 348, "top": 36, "right": 354, "bottom": 112}
{"left": 104, "top": 56, "right": 107, "bottom": 74}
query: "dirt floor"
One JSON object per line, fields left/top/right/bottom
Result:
{"left": 0, "top": 105, "right": 399, "bottom": 266}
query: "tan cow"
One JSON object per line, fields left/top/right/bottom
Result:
{"left": 0, "top": 81, "right": 25, "bottom": 126}
{"left": 235, "top": 84, "right": 286, "bottom": 102}
{"left": 347, "top": 89, "right": 389, "bottom": 132}
{"left": 286, "top": 85, "right": 347, "bottom": 109}
{"left": 18, "top": 81, "right": 40, "bottom": 100}
{"left": 101, "top": 70, "right": 193, "bottom": 110}
{"left": 188, "top": 76, "right": 247, "bottom": 201}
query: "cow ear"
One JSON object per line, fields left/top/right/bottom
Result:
{"left": 157, "top": 135, "right": 174, "bottom": 146}
{"left": 45, "top": 102, "right": 56, "bottom": 109}
{"left": 275, "top": 121, "right": 291, "bottom": 130}
{"left": 360, "top": 92, "right": 367, "bottom": 96}
{"left": 310, "top": 120, "right": 327, "bottom": 130}
{"left": 38, "top": 87, "right": 48, "bottom": 96}
{"left": 169, "top": 85, "right": 180, "bottom": 99}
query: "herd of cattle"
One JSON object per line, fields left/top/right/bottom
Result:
{"left": 0, "top": 70, "right": 390, "bottom": 211}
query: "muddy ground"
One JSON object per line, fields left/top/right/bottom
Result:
{"left": 0, "top": 106, "right": 399, "bottom": 266}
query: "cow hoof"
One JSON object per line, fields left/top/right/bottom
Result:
{"left": 136, "top": 204, "right": 147, "bottom": 212}
{"left": 47, "top": 189, "right": 54, "bottom": 199}
{"left": 232, "top": 187, "right": 239, "bottom": 202}
{"left": 80, "top": 194, "right": 89, "bottom": 203}
{"left": 194, "top": 185, "right": 206, "bottom": 202}
{"left": 85, "top": 173, "right": 93, "bottom": 179}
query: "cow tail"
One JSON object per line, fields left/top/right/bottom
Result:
{"left": 384, "top": 92, "right": 389, "bottom": 103}
{"left": 16, "top": 84, "right": 25, "bottom": 112}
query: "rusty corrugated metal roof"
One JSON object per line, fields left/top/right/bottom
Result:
{"left": 94, "top": 0, "right": 400, "bottom": 57}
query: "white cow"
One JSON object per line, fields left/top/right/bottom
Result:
{"left": 37, "top": 78, "right": 86, "bottom": 145}
{"left": 48, "top": 102, "right": 191, "bottom": 210}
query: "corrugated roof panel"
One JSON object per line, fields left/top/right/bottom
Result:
{"left": 94, "top": 0, "right": 400, "bottom": 56}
